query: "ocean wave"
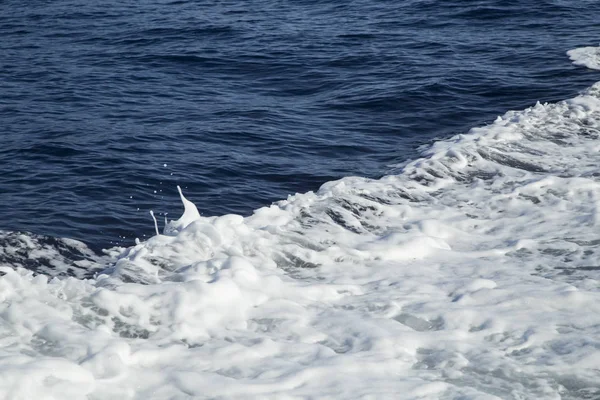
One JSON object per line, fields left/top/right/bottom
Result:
{"left": 2, "top": 79, "right": 600, "bottom": 398}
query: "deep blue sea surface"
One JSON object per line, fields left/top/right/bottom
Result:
{"left": 1, "top": 0, "right": 599, "bottom": 250}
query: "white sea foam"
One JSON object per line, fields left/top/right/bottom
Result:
{"left": 568, "top": 45, "right": 600, "bottom": 70}
{"left": 2, "top": 83, "right": 600, "bottom": 398}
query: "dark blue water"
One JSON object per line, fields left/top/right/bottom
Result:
{"left": 1, "top": 0, "right": 599, "bottom": 251}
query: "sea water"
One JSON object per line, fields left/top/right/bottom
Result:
{"left": 1, "top": 0, "right": 599, "bottom": 248}
{"left": 1, "top": 1, "right": 600, "bottom": 399}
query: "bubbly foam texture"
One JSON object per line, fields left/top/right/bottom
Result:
{"left": 0, "top": 231, "right": 104, "bottom": 279}
{"left": 3, "top": 83, "right": 600, "bottom": 399}
{"left": 568, "top": 45, "right": 600, "bottom": 70}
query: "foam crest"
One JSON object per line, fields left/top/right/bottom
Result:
{"left": 2, "top": 83, "right": 600, "bottom": 398}
{"left": 568, "top": 45, "right": 600, "bottom": 70}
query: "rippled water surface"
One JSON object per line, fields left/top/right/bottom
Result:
{"left": 1, "top": 0, "right": 599, "bottom": 248}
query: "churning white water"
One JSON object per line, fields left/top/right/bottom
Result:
{"left": 1, "top": 48, "right": 600, "bottom": 399}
